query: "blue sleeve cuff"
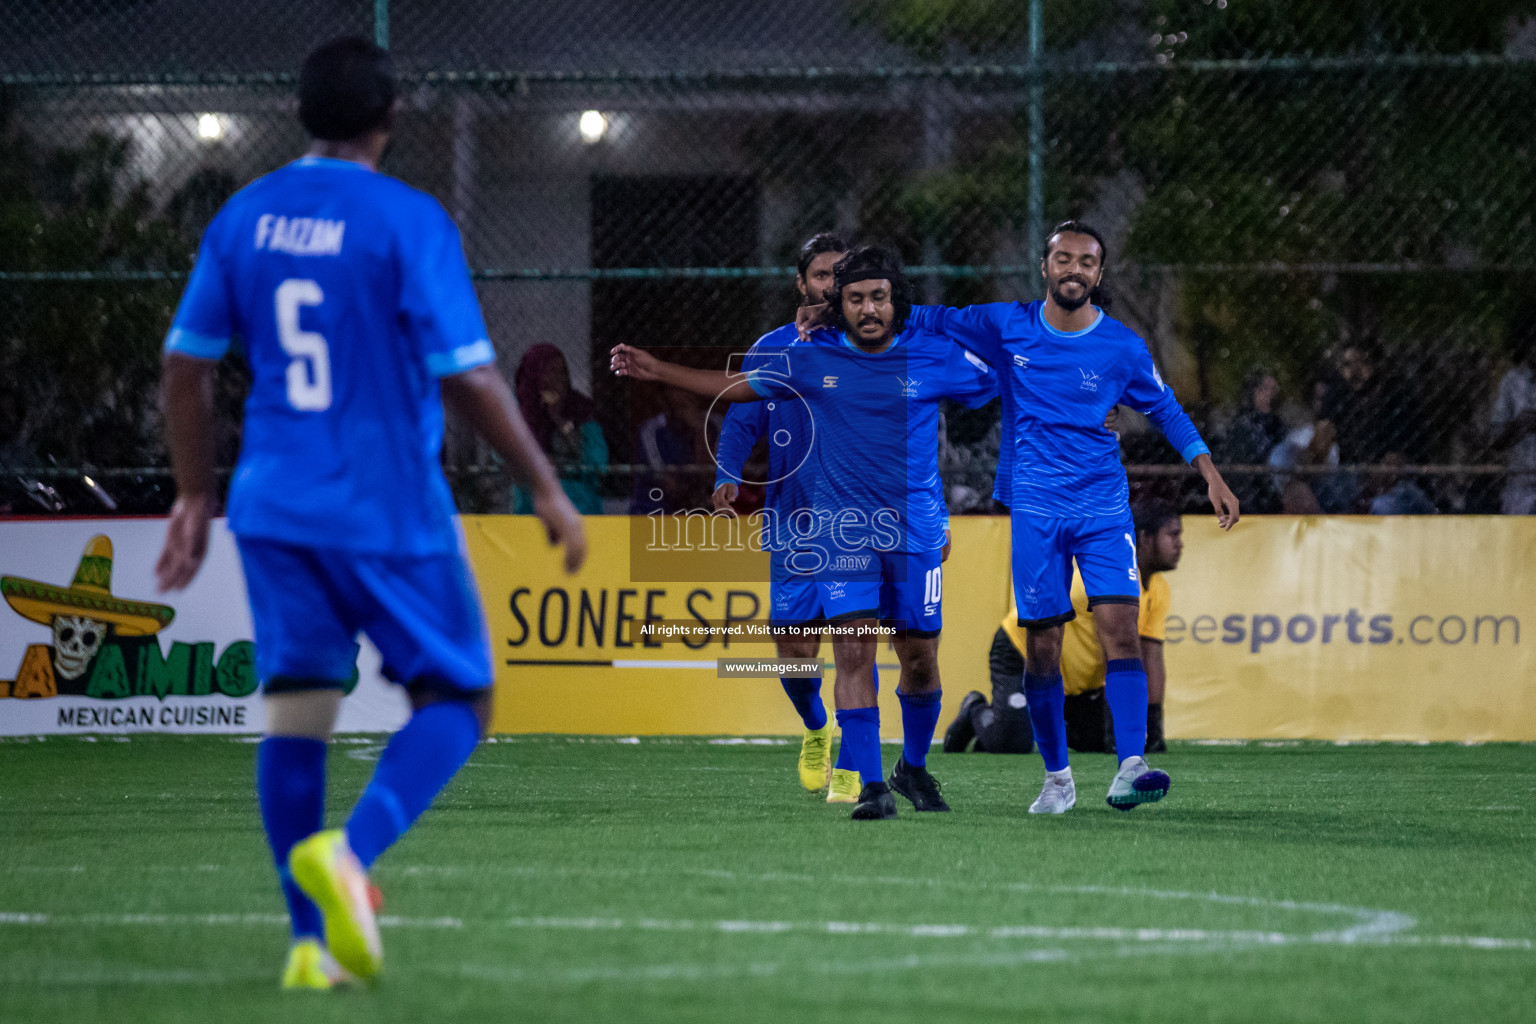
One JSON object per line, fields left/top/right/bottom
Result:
{"left": 1181, "top": 439, "right": 1211, "bottom": 464}
{"left": 427, "top": 338, "right": 496, "bottom": 377}
{"left": 163, "top": 326, "right": 230, "bottom": 360}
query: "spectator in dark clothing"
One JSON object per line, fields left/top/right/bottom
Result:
{"left": 1492, "top": 307, "right": 1536, "bottom": 515}
{"left": 1331, "top": 341, "right": 1428, "bottom": 464}
{"left": 512, "top": 344, "right": 609, "bottom": 515}
{"left": 1220, "top": 366, "right": 1286, "bottom": 513}
{"left": 1328, "top": 341, "right": 1429, "bottom": 511}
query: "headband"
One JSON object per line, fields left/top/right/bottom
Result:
{"left": 836, "top": 267, "right": 902, "bottom": 288}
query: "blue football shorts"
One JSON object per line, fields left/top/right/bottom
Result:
{"left": 1010, "top": 509, "right": 1140, "bottom": 628}
{"left": 236, "top": 536, "right": 493, "bottom": 694}
{"left": 801, "top": 547, "right": 944, "bottom": 638}
{"left": 768, "top": 550, "right": 825, "bottom": 630}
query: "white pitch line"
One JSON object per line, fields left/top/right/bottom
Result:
{"left": 1, "top": 910, "right": 1528, "bottom": 952}
{"left": 385, "top": 863, "right": 1416, "bottom": 942}
{"left": 0, "top": 966, "right": 269, "bottom": 987}
{"left": 440, "top": 947, "right": 1073, "bottom": 988}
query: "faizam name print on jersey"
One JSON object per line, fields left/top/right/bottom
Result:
{"left": 166, "top": 156, "right": 496, "bottom": 556}
{"left": 255, "top": 214, "right": 345, "bottom": 256}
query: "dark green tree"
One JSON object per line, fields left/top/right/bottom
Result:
{"left": 856, "top": 0, "right": 1536, "bottom": 428}
{"left": 0, "top": 99, "right": 238, "bottom": 483}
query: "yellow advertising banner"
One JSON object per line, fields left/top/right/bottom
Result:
{"left": 462, "top": 515, "right": 1012, "bottom": 736}
{"left": 465, "top": 515, "right": 1535, "bottom": 742}
{"left": 1163, "top": 516, "right": 1536, "bottom": 743}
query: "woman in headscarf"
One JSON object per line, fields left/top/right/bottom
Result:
{"left": 512, "top": 344, "right": 608, "bottom": 515}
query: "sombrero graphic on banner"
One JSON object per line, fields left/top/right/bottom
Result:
{"left": 1, "top": 534, "right": 262, "bottom": 704}
{"left": 2, "top": 535, "right": 174, "bottom": 684}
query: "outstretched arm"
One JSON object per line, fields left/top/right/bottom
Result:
{"left": 798, "top": 301, "right": 1012, "bottom": 368}
{"left": 906, "top": 303, "right": 1012, "bottom": 367}
{"left": 441, "top": 364, "right": 587, "bottom": 573}
{"left": 609, "top": 344, "right": 765, "bottom": 403}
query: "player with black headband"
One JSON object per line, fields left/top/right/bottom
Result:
{"left": 612, "top": 245, "right": 998, "bottom": 820}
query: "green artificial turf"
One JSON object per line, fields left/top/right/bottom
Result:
{"left": 1, "top": 735, "right": 1532, "bottom": 1023}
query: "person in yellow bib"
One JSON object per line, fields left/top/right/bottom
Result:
{"left": 944, "top": 500, "right": 1182, "bottom": 760}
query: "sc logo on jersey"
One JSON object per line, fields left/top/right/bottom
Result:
{"left": 1012, "top": 354, "right": 1029, "bottom": 368}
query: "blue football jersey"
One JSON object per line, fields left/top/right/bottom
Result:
{"left": 746, "top": 325, "right": 997, "bottom": 555}
{"left": 713, "top": 323, "right": 816, "bottom": 552}
{"left": 164, "top": 156, "right": 495, "bottom": 555}
{"left": 908, "top": 301, "right": 1208, "bottom": 518}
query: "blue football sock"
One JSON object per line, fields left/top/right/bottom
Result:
{"left": 835, "top": 707, "right": 883, "bottom": 787}
{"left": 780, "top": 677, "right": 827, "bottom": 731}
{"left": 345, "top": 700, "right": 480, "bottom": 868}
{"left": 896, "top": 689, "right": 942, "bottom": 768}
{"left": 256, "top": 736, "right": 327, "bottom": 939}
{"left": 1104, "top": 658, "right": 1149, "bottom": 762}
{"left": 834, "top": 733, "right": 853, "bottom": 772}
{"left": 1024, "top": 672, "right": 1070, "bottom": 773}
{"left": 833, "top": 664, "right": 878, "bottom": 773}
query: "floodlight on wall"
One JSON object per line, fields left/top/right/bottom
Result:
{"left": 196, "top": 113, "right": 225, "bottom": 141}
{"left": 579, "top": 110, "right": 608, "bottom": 144}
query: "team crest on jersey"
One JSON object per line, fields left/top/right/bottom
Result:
{"left": 1079, "top": 369, "right": 1102, "bottom": 392}
{"left": 1020, "top": 584, "right": 1042, "bottom": 605}
{"left": 823, "top": 581, "right": 848, "bottom": 601}
{"left": 896, "top": 377, "right": 922, "bottom": 397}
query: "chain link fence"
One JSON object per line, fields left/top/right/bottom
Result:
{"left": 4, "top": 0, "right": 1536, "bottom": 516}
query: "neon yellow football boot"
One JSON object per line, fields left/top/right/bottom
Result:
{"left": 288, "top": 830, "right": 382, "bottom": 982}
{"left": 827, "top": 768, "right": 862, "bottom": 803}
{"left": 798, "top": 722, "right": 834, "bottom": 791}
{"left": 280, "top": 937, "right": 354, "bottom": 991}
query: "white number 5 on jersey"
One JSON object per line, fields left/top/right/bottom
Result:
{"left": 275, "top": 278, "right": 332, "bottom": 411}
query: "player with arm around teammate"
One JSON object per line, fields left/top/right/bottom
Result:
{"left": 614, "top": 246, "right": 998, "bottom": 820}
{"left": 805, "top": 222, "right": 1238, "bottom": 813}
{"left": 711, "top": 232, "right": 850, "bottom": 796}
{"left": 154, "top": 37, "right": 585, "bottom": 988}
